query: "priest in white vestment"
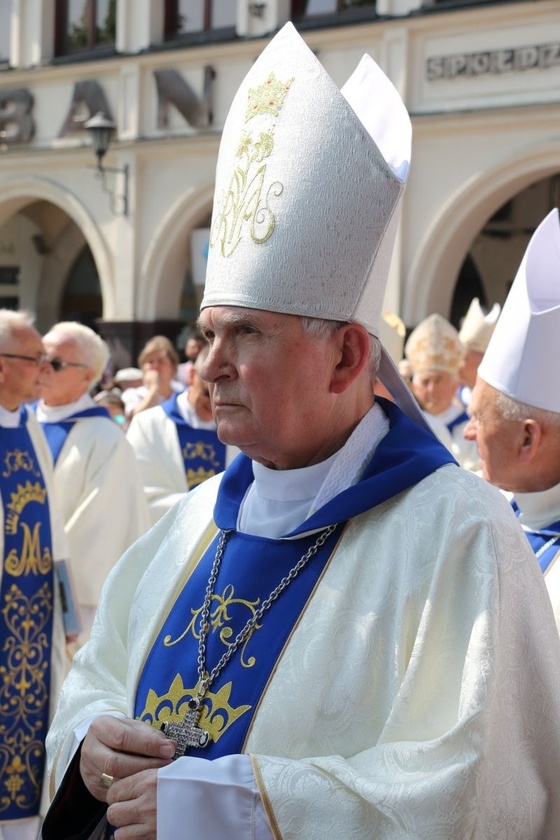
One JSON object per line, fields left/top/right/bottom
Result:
{"left": 405, "top": 313, "right": 480, "bottom": 471}
{"left": 43, "top": 24, "right": 560, "bottom": 840}
{"left": 464, "top": 208, "right": 560, "bottom": 633}
{"left": 0, "top": 310, "right": 68, "bottom": 840}
{"left": 36, "top": 322, "right": 150, "bottom": 644}
{"left": 127, "top": 346, "right": 238, "bottom": 524}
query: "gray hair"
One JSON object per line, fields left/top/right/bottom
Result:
{"left": 0, "top": 309, "right": 36, "bottom": 351}
{"left": 299, "top": 316, "right": 381, "bottom": 382}
{"left": 496, "top": 391, "right": 560, "bottom": 432}
{"left": 44, "top": 321, "right": 110, "bottom": 382}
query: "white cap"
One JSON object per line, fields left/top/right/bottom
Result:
{"left": 458, "top": 298, "right": 500, "bottom": 354}
{"left": 405, "top": 314, "right": 463, "bottom": 376}
{"left": 478, "top": 208, "right": 560, "bottom": 413}
{"left": 202, "top": 23, "right": 430, "bottom": 430}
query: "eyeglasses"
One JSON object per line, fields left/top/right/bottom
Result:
{"left": 45, "top": 357, "right": 90, "bottom": 373}
{"left": 0, "top": 352, "right": 47, "bottom": 366}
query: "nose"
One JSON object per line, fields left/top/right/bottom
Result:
{"left": 201, "top": 339, "right": 233, "bottom": 384}
{"left": 463, "top": 416, "right": 476, "bottom": 441}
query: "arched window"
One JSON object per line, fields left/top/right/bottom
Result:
{"left": 61, "top": 245, "right": 102, "bottom": 329}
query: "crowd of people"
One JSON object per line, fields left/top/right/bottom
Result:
{"left": 1, "top": 20, "right": 560, "bottom": 840}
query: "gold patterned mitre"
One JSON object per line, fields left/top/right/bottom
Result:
{"left": 201, "top": 22, "right": 411, "bottom": 339}
{"left": 405, "top": 314, "right": 464, "bottom": 376}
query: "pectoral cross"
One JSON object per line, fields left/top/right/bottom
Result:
{"left": 161, "top": 698, "right": 210, "bottom": 758}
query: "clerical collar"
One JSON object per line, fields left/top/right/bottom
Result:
{"left": 514, "top": 482, "right": 560, "bottom": 531}
{"left": 36, "top": 392, "right": 94, "bottom": 423}
{"left": 0, "top": 403, "right": 22, "bottom": 428}
{"left": 237, "top": 403, "right": 389, "bottom": 539}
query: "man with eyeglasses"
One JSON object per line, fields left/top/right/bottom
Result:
{"left": 34, "top": 321, "right": 150, "bottom": 646}
{"left": 127, "top": 345, "right": 238, "bottom": 525}
{"left": 0, "top": 309, "right": 68, "bottom": 840}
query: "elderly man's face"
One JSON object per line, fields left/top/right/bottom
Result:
{"left": 463, "top": 377, "right": 524, "bottom": 489}
{"left": 411, "top": 370, "right": 458, "bottom": 416}
{"left": 0, "top": 325, "right": 49, "bottom": 410}
{"left": 198, "top": 307, "right": 341, "bottom": 469}
{"left": 40, "top": 333, "right": 94, "bottom": 406}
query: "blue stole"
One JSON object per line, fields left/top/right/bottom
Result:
{"left": 134, "top": 399, "right": 456, "bottom": 757}
{"left": 38, "top": 406, "right": 110, "bottom": 465}
{"left": 446, "top": 410, "right": 469, "bottom": 435}
{"left": 161, "top": 393, "right": 226, "bottom": 489}
{"left": 0, "top": 407, "right": 54, "bottom": 820}
{"left": 511, "top": 501, "right": 560, "bottom": 573}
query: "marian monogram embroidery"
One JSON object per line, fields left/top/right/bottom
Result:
{"left": 210, "top": 71, "right": 294, "bottom": 257}
{"left": 164, "top": 583, "right": 262, "bottom": 669}
{"left": 0, "top": 433, "right": 54, "bottom": 818}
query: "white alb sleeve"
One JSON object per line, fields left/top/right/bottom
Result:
{"left": 157, "top": 754, "right": 273, "bottom": 839}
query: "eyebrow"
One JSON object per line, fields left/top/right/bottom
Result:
{"left": 198, "top": 311, "right": 265, "bottom": 330}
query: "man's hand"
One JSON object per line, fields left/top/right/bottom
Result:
{"left": 106, "top": 768, "right": 159, "bottom": 840}
{"left": 80, "top": 716, "right": 176, "bottom": 803}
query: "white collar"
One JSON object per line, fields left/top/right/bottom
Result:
{"left": 0, "top": 403, "right": 22, "bottom": 428}
{"left": 238, "top": 403, "right": 389, "bottom": 538}
{"left": 36, "top": 392, "right": 94, "bottom": 423}
{"left": 514, "top": 482, "right": 560, "bottom": 530}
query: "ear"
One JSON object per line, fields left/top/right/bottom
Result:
{"left": 330, "top": 324, "right": 371, "bottom": 395}
{"left": 518, "top": 418, "right": 541, "bottom": 463}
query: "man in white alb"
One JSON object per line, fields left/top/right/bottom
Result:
{"left": 44, "top": 24, "right": 560, "bottom": 840}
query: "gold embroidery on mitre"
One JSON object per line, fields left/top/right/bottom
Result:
{"left": 2, "top": 449, "right": 41, "bottom": 479}
{"left": 164, "top": 583, "right": 261, "bottom": 669}
{"left": 139, "top": 674, "right": 251, "bottom": 744}
{"left": 210, "top": 72, "right": 293, "bottom": 258}
{"left": 246, "top": 72, "right": 294, "bottom": 122}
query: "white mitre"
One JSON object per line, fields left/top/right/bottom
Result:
{"left": 458, "top": 298, "right": 500, "bottom": 354}
{"left": 478, "top": 208, "right": 560, "bottom": 412}
{"left": 201, "top": 22, "right": 428, "bottom": 429}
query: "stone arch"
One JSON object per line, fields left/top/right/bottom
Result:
{"left": 0, "top": 175, "right": 115, "bottom": 321}
{"left": 404, "top": 143, "right": 560, "bottom": 325}
{"left": 138, "top": 183, "right": 215, "bottom": 320}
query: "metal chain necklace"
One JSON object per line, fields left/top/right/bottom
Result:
{"left": 162, "top": 522, "right": 337, "bottom": 757}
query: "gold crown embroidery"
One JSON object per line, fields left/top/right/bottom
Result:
{"left": 186, "top": 466, "right": 218, "bottom": 489}
{"left": 246, "top": 72, "right": 294, "bottom": 122}
{"left": 139, "top": 675, "right": 251, "bottom": 744}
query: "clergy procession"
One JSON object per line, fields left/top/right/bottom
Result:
{"left": 2, "top": 20, "right": 560, "bottom": 840}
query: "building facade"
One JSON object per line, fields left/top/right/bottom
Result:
{"left": 0, "top": 0, "right": 558, "bottom": 365}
